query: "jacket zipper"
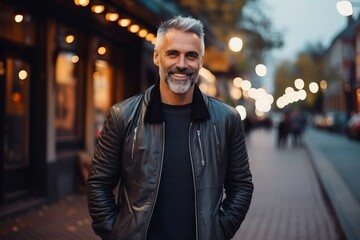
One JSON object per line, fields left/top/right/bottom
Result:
{"left": 131, "top": 126, "right": 138, "bottom": 158}
{"left": 213, "top": 125, "right": 221, "bottom": 162}
{"left": 144, "top": 123, "right": 165, "bottom": 239}
{"left": 189, "top": 123, "right": 199, "bottom": 240}
{"left": 196, "top": 129, "right": 205, "bottom": 166}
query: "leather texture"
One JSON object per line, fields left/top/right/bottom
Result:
{"left": 87, "top": 83, "right": 253, "bottom": 240}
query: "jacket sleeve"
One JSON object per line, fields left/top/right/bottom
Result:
{"left": 87, "top": 106, "right": 124, "bottom": 239}
{"left": 219, "top": 110, "right": 254, "bottom": 239}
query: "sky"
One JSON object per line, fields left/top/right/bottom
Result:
{"left": 263, "top": 0, "right": 348, "bottom": 61}
{"left": 259, "top": 0, "right": 348, "bottom": 91}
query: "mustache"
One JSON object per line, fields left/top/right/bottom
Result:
{"left": 168, "top": 66, "right": 194, "bottom": 75}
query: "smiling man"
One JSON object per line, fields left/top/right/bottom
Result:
{"left": 87, "top": 16, "right": 253, "bottom": 240}
{"left": 154, "top": 26, "right": 203, "bottom": 102}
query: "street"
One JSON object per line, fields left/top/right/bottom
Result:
{"left": 1, "top": 126, "right": 359, "bottom": 239}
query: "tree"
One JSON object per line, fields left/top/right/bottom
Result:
{"left": 273, "top": 60, "right": 294, "bottom": 101}
{"left": 175, "top": 0, "right": 283, "bottom": 72}
{"left": 273, "top": 42, "right": 326, "bottom": 111}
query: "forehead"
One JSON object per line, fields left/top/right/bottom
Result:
{"left": 160, "top": 29, "right": 201, "bottom": 53}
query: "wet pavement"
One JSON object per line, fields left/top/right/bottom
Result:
{"left": 0, "top": 127, "right": 355, "bottom": 240}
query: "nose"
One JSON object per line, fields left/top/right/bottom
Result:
{"left": 176, "top": 55, "right": 187, "bottom": 69}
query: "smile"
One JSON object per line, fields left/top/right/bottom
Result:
{"left": 171, "top": 73, "right": 190, "bottom": 79}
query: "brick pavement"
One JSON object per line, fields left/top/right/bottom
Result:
{"left": 233, "top": 128, "right": 343, "bottom": 240}
{"left": 0, "top": 194, "right": 100, "bottom": 240}
{"left": 0, "top": 128, "right": 344, "bottom": 240}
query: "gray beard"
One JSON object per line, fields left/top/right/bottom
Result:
{"left": 165, "top": 73, "right": 199, "bottom": 94}
{"left": 166, "top": 77, "right": 192, "bottom": 94}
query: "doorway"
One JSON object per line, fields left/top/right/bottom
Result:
{"left": 0, "top": 48, "right": 32, "bottom": 205}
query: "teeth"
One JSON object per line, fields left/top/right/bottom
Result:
{"left": 172, "top": 73, "right": 187, "bottom": 77}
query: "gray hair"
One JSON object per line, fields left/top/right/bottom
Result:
{"left": 155, "top": 16, "right": 205, "bottom": 56}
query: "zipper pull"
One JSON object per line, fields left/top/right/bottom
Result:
{"left": 131, "top": 127, "right": 138, "bottom": 158}
{"left": 197, "top": 130, "right": 205, "bottom": 166}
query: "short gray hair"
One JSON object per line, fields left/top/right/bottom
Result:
{"left": 155, "top": 16, "right": 205, "bottom": 56}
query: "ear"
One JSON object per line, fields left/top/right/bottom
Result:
{"left": 153, "top": 50, "right": 159, "bottom": 66}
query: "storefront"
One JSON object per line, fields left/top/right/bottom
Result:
{"left": 0, "top": 0, "right": 231, "bottom": 217}
{"left": 0, "top": 0, "right": 161, "bottom": 216}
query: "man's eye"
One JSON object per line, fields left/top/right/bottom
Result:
{"left": 167, "top": 52, "right": 178, "bottom": 57}
{"left": 187, "top": 54, "right": 198, "bottom": 60}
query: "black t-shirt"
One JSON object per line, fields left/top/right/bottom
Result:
{"left": 147, "top": 103, "right": 196, "bottom": 240}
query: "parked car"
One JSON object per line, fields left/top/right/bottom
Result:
{"left": 312, "top": 111, "right": 347, "bottom": 132}
{"left": 346, "top": 113, "right": 360, "bottom": 139}
{"left": 324, "top": 111, "right": 348, "bottom": 132}
{"left": 312, "top": 113, "right": 327, "bottom": 129}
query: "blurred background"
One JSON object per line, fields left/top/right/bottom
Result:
{"left": 0, "top": 0, "right": 360, "bottom": 239}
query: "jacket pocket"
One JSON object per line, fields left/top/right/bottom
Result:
{"left": 212, "top": 212, "right": 226, "bottom": 240}
{"left": 111, "top": 187, "right": 135, "bottom": 239}
{"left": 199, "top": 211, "right": 225, "bottom": 240}
{"left": 124, "top": 187, "right": 135, "bottom": 216}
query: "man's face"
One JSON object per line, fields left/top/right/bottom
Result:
{"left": 153, "top": 29, "right": 203, "bottom": 94}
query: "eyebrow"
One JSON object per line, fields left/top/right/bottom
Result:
{"left": 165, "top": 49, "right": 200, "bottom": 57}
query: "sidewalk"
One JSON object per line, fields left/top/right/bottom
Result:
{"left": 0, "top": 127, "right": 344, "bottom": 240}
{"left": 0, "top": 194, "right": 100, "bottom": 240}
{"left": 233, "top": 128, "right": 343, "bottom": 240}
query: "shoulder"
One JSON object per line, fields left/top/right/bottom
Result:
{"left": 113, "top": 92, "right": 144, "bottom": 110}
{"left": 207, "top": 96, "right": 239, "bottom": 119}
{"left": 109, "top": 91, "right": 145, "bottom": 121}
{"left": 206, "top": 96, "right": 244, "bottom": 137}
{"left": 111, "top": 85, "right": 154, "bottom": 112}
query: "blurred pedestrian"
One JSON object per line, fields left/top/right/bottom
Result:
{"left": 243, "top": 115, "right": 253, "bottom": 136}
{"left": 289, "top": 108, "right": 306, "bottom": 147}
{"left": 87, "top": 16, "right": 253, "bottom": 240}
{"left": 277, "top": 112, "right": 290, "bottom": 148}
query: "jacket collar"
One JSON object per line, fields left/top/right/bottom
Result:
{"left": 144, "top": 80, "right": 210, "bottom": 123}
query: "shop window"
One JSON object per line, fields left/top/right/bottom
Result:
{"left": 3, "top": 58, "right": 30, "bottom": 169}
{"left": 93, "top": 60, "right": 112, "bottom": 139}
{"left": 55, "top": 51, "right": 80, "bottom": 139}
{"left": 93, "top": 40, "right": 113, "bottom": 141}
{"left": 0, "top": 4, "right": 36, "bottom": 46}
{"left": 55, "top": 25, "right": 83, "bottom": 141}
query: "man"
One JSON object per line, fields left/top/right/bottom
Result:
{"left": 87, "top": 16, "right": 253, "bottom": 240}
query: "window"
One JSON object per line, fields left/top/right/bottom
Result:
{"left": 0, "top": 4, "right": 35, "bottom": 46}
{"left": 55, "top": 25, "right": 84, "bottom": 141}
{"left": 3, "top": 58, "right": 30, "bottom": 169}
{"left": 55, "top": 51, "right": 80, "bottom": 139}
{"left": 93, "top": 59, "right": 113, "bottom": 139}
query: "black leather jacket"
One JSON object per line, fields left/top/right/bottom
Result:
{"left": 87, "top": 83, "right": 253, "bottom": 240}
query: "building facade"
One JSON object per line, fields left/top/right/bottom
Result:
{"left": 0, "top": 0, "right": 230, "bottom": 216}
{"left": 324, "top": 16, "right": 360, "bottom": 116}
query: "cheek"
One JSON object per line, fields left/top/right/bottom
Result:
{"left": 190, "top": 61, "right": 202, "bottom": 71}
{"left": 160, "top": 59, "right": 175, "bottom": 71}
